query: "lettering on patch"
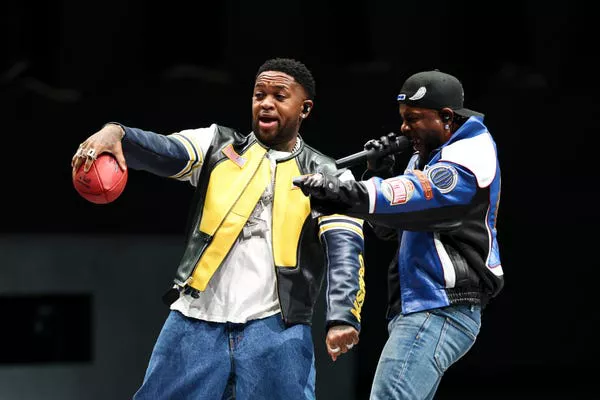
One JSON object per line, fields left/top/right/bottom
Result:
{"left": 221, "top": 144, "right": 246, "bottom": 168}
{"left": 382, "top": 177, "right": 415, "bottom": 205}
{"left": 427, "top": 164, "right": 458, "bottom": 194}
{"left": 411, "top": 170, "right": 433, "bottom": 200}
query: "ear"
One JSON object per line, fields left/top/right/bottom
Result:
{"left": 440, "top": 108, "right": 454, "bottom": 123}
{"left": 301, "top": 100, "right": 314, "bottom": 119}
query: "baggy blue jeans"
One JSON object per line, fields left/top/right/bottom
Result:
{"left": 370, "top": 304, "right": 481, "bottom": 400}
{"left": 133, "top": 310, "right": 316, "bottom": 400}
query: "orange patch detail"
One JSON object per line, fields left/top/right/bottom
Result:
{"left": 412, "top": 170, "right": 433, "bottom": 200}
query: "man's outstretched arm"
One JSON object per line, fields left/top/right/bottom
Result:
{"left": 294, "top": 160, "right": 482, "bottom": 232}
{"left": 72, "top": 123, "right": 215, "bottom": 185}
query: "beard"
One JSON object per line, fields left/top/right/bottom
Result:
{"left": 252, "top": 119, "right": 298, "bottom": 149}
{"left": 417, "top": 132, "right": 444, "bottom": 168}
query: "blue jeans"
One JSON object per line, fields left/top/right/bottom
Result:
{"left": 370, "top": 304, "right": 481, "bottom": 400}
{"left": 133, "top": 311, "right": 316, "bottom": 400}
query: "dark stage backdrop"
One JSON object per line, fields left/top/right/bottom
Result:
{"left": 1, "top": 1, "right": 598, "bottom": 398}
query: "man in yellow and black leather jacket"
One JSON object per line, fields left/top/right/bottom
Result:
{"left": 71, "top": 58, "right": 364, "bottom": 400}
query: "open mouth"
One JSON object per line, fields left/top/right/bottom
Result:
{"left": 412, "top": 138, "right": 422, "bottom": 151}
{"left": 258, "top": 116, "right": 278, "bottom": 130}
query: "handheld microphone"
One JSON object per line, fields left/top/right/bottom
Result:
{"left": 335, "top": 135, "right": 412, "bottom": 168}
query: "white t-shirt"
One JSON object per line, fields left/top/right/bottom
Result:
{"left": 168, "top": 124, "right": 297, "bottom": 323}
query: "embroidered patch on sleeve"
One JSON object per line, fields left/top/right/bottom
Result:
{"left": 411, "top": 170, "right": 433, "bottom": 200}
{"left": 427, "top": 164, "right": 458, "bottom": 194}
{"left": 381, "top": 177, "right": 415, "bottom": 205}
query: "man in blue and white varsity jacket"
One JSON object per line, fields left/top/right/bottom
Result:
{"left": 295, "top": 70, "right": 504, "bottom": 399}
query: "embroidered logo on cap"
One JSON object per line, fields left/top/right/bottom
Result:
{"left": 409, "top": 86, "right": 427, "bottom": 100}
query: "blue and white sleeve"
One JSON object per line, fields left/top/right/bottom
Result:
{"left": 355, "top": 132, "right": 498, "bottom": 231}
{"left": 118, "top": 123, "right": 216, "bottom": 186}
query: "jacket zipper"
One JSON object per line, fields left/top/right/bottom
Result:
{"left": 271, "top": 159, "right": 286, "bottom": 323}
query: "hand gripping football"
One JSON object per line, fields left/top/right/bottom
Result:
{"left": 73, "top": 153, "right": 127, "bottom": 204}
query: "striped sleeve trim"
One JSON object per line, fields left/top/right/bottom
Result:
{"left": 168, "top": 133, "right": 202, "bottom": 179}
{"left": 318, "top": 215, "right": 364, "bottom": 239}
{"left": 319, "top": 214, "right": 364, "bottom": 226}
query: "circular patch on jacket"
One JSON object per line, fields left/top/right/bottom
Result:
{"left": 381, "top": 177, "right": 415, "bottom": 205}
{"left": 426, "top": 164, "right": 458, "bottom": 194}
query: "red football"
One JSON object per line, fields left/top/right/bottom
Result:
{"left": 73, "top": 153, "right": 128, "bottom": 204}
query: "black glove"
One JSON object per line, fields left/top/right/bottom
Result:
{"left": 295, "top": 173, "right": 342, "bottom": 200}
{"left": 293, "top": 173, "right": 369, "bottom": 215}
{"left": 364, "top": 133, "right": 397, "bottom": 178}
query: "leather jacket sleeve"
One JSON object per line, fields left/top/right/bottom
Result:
{"left": 112, "top": 123, "right": 206, "bottom": 179}
{"left": 298, "top": 162, "right": 479, "bottom": 232}
{"left": 318, "top": 213, "right": 365, "bottom": 332}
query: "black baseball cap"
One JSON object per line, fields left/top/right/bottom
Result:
{"left": 397, "top": 70, "right": 483, "bottom": 118}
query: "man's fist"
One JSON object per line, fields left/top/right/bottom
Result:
{"left": 364, "top": 133, "right": 397, "bottom": 177}
{"left": 326, "top": 325, "right": 359, "bottom": 362}
{"left": 293, "top": 173, "right": 370, "bottom": 215}
{"left": 293, "top": 173, "right": 341, "bottom": 199}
